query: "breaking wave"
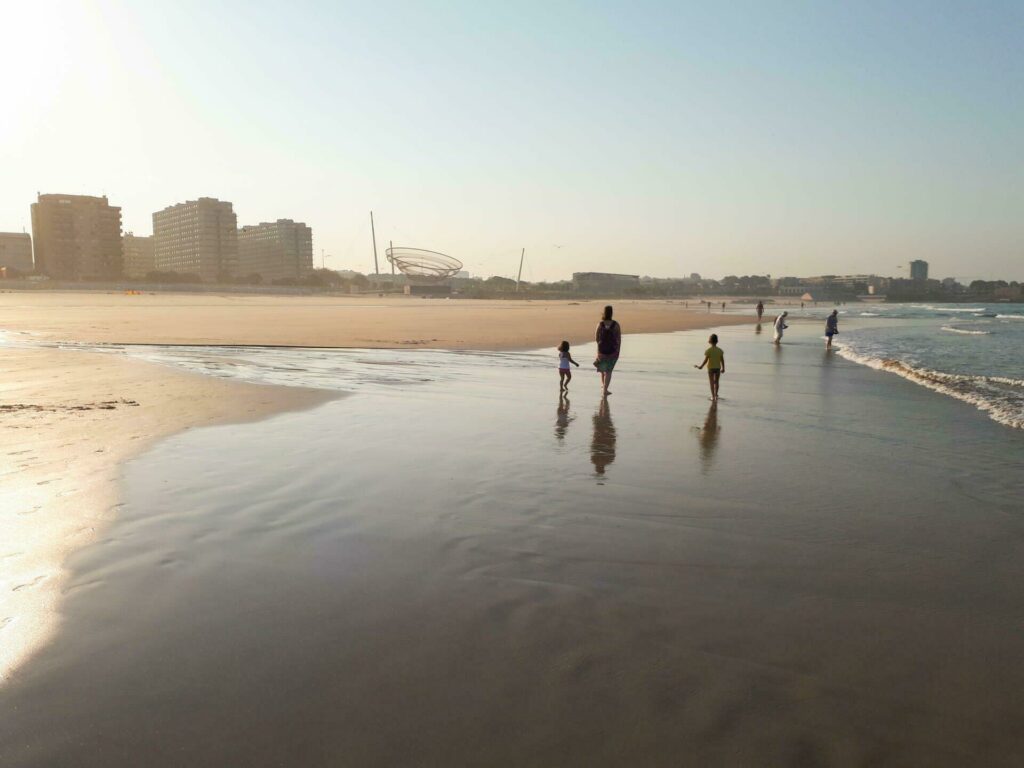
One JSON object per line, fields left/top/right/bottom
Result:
{"left": 940, "top": 326, "right": 991, "bottom": 336}
{"left": 836, "top": 345, "right": 1024, "bottom": 430}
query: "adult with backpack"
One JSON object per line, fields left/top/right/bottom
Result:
{"left": 594, "top": 305, "right": 621, "bottom": 398}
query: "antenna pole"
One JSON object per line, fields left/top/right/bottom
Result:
{"left": 370, "top": 211, "right": 379, "bottom": 275}
{"left": 390, "top": 240, "right": 395, "bottom": 274}
{"left": 516, "top": 248, "right": 525, "bottom": 292}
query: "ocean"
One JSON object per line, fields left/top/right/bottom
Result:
{"left": 757, "top": 302, "right": 1024, "bottom": 430}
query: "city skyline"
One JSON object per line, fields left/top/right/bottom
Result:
{"left": 2, "top": 1, "right": 1021, "bottom": 282}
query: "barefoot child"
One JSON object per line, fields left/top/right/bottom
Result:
{"left": 695, "top": 333, "right": 725, "bottom": 400}
{"left": 557, "top": 340, "right": 580, "bottom": 391}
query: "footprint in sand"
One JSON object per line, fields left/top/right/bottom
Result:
{"left": 0, "top": 617, "right": 14, "bottom": 631}
{"left": 12, "top": 575, "right": 46, "bottom": 592}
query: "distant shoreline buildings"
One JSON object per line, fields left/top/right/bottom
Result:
{"left": 238, "top": 219, "right": 313, "bottom": 282}
{"left": 153, "top": 197, "right": 238, "bottom": 281}
{"left": 0, "top": 232, "right": 33, "bottom": 273}
{"left": 5, "top": 192, "right": 316, "bottom": 285}
{"left": 2, "top": 193, "right": 1018, "bottom": 299}
{"left": 30, "top": 193, "right": 122, "bottom": 280}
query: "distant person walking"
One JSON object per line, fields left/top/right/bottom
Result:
{"left": 756, "top": 301, "right": 764, "bottom": 321}
{"left": 695, "top": 333, "right": 725, "bottom": 400}
{"left": 594, "top": 305, "right": 621, "bottom": 397}
{"left": 721, "top": 302, "right": 726, "bottom": 311}
{"left": 773, "top": 311, "right": 788, "bottom": 345}
{"left": 557, "top": 340, "right": 579, "bottom": 391}
{"left": 825, "top": 309, "right": 839, "bottom": 349}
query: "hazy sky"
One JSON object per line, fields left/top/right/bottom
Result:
{"left": 1, "top": 1, "right": 1021, "bottom": 281}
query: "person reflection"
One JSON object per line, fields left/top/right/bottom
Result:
{"left": 755, "top": 322, "right": 762, "bottom": 335}
{"left": 697, "top": 401, "right": 720, "bottom": 473}
{"left": 591, "top": 398, "right": 617, "bottom": 476}
{"left": 555, "top": 394, "right": 573, "bottom": 442}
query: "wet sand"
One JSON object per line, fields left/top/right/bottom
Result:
{"left": 3, "top": 325, "right": 1023, "bottom": 766}
{"left": 0, "top": 296, "right": 735, "bottom": 686}
{"left": 0, "top": 346, "right": 335, "bottom": 682}
{"left": 0, "top": 291, "right": 749, "bottom": 349}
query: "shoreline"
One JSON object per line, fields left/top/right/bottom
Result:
{"left": 0, "top": 345, "right": 336, "bottom": 682}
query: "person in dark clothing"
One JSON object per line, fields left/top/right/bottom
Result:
{"left": 825, "top": 309, "right": 839, "bottom": 349}
{"left": 594, "top": 305, "right": 621, "bottom": 398}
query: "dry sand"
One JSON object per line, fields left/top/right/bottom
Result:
{"left": 0, "top": 291, "right": 750, "bottom": 349}
{"left": 0, "top": 345, "right": 334, "bottom": 681}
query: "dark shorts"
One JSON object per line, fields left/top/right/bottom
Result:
{"left": 595, "top": 356, "right": 618, "bottom": 373}
{"left": 826, "top": 331, "right": 835, "bottom": 337}
{"left": 708, "top": 368, "right": 721, "bottom": 376}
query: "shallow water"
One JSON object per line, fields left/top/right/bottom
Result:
{"left": 3, "top": 326, "right": 1024, "bottom": 766}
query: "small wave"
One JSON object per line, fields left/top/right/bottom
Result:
{"left": 836, "top": 346, "right": 1024, "bottom": 430}
{"left": 940, "top": 326, "right": 991, "bottom": 336}
{"left": 996, "top": 314, "right": 1024, "bottom": 320}
{"left": 916, "top": 305, "right": 987, "bottom": 313}
{"left": 859, "top": 312, "right": 880, "bottom": 316}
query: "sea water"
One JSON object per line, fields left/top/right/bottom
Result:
{"left": 829, "top": 302, "right": 1024, "bottom": 429}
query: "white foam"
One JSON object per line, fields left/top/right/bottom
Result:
{"left": 836, "top": 345, "right": 1024, "bottom": 430}
{"left": 916, "top": 305, "right": 987, "bottom": 313}
{"left": 996, "top": 314, "right": 1024, "bottom": 320}
{"left": 940, "top": 326, "right": 991, "bottom": 336}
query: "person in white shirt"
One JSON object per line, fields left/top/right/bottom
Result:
{"left": 773, "top": 311, "right": 789, "bottom": 345}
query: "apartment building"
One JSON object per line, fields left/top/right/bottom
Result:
{"left": 0, "top": 232, "right": 34, "bottom": 272}
{"left": 153, "top": 198, "right": 237, "bottom": 281}
{"left": 122, "top": 232, "right": 156, "bottom": 278}
{"left": 30, "top": 193, "right": 123, "bottom": 279}
{"left": 237, "top": 219, "right": 313, "bottom": 282}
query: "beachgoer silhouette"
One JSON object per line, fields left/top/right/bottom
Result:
{"left": 825, "top": 309, "right": 839, "bottom": 349}
{"left": 756, "top": 300, "right": 764, "bottom": 321}
{"left": 594, "top": 305, "right": 621, "bottom": 397}
{"left": 773, "top": 311, "right": 788, "bottom": 345}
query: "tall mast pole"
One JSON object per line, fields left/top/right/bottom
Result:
{"left": 370, "top": 211, "right": 379, "bottom": 275}
{"left": 516, "top": 248, "right": 525, "bottom": 292}
{"left": 390, "top": 240, "right": 395, "bottom": 275}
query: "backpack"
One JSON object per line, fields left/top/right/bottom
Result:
{"left": 597, "top": 321, "right": 619, "bottom": 355}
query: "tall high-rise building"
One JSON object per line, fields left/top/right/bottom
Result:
{"left": 153, "top": 198, "right": 237, "bottom": 281}
{"left": 0, "top": 232, "right": 34, "bottom": 272}
{"left": 909, "top": 259, "right": 928, "bottom": 281}
{"left": 237, "top": 219, "right": 314, "bottom": 281}
{"left": 122, "top": 232, "right": 156, "bottom": 278}
{"left": 30, "top": 194, "right": 123, "bottom": 279}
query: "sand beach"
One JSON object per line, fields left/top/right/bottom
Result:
{"left": 2, "top": 295, "right": 1023, "bottom": 766}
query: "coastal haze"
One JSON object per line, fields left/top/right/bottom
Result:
{"left": 2, "top": 2, "right": 1024, "bottom": 767}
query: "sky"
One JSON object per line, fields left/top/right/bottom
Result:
{"left": 1, "top": 0, "right": 1021, "bottom": 282}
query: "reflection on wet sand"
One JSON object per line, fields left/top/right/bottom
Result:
{"left": 697, "top": 401, "right": 720, "bottom": 473}
{"left": 590, "top": 398, "right": 616, "bottom": 476}
{"left": 755, "top": 322, "right": 762, "bottom": 334}
{"left": 554, "top": 395, "right": 572, "bottom": 442}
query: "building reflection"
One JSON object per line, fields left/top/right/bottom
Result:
{"left": 591, "top": 398, "right": 616, "bottom": 476}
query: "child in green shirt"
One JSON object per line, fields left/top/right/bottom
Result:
{"left": 695, "top": 333, "right": 725, "bottom": 400}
